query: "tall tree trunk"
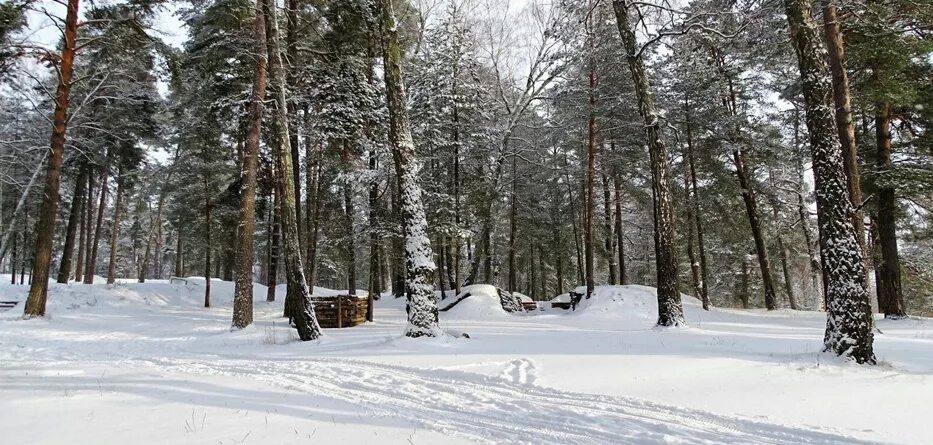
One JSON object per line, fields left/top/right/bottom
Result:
{"left": 507, "top": 153, "right": 517, "bottom": 293}
{"left": 874, "top": 102, "right": 905, "bottom": 318}
{"left": 612, "top": 0, "right": 683, "bottom": 326}
{"left": 270, "top": 186, "right": 281, "bottom": 303}
{"left": 284, "top": 0, "right": 302, "bottom": 252}
{"left": 684, "top": 99, "right": 710, "bottom": 308}
{"left": 74, "top": 171, "right": 91, "bottom": 282}
{"left": 23, "top": 0, "right": 79, "bottom": 317}
{"left": 85, "top": 156, "right": 110, "bottom": 284}
{"left": 613, "top": 175, "right": 627, "bottom": 286}
{"left": 174, "top": 234, "right": 183, "bottom": 277}
{"left": 793, "top": 107, "right": 823, "bottom": 307}
{"left": 263, "top": 0, "right": 321, "bottom": 340}
{"left": 732, "top": 149, "right": 778, "bottom": 309}
{"left": 584, "top": 27, "right": 596, "bottom": 299}
{"left": 233, "top": 0, "right": 268, "bottom": 328}
{"left": 204, "top": 179, "right": 212, "bottom": 308}
{"left": 378, "top": 0, "right": 440, "bottom": 336}
{"left": 57, "top": 164, "right": 87, "bottom": 283}
{"left": 139, "top": 191, "right": 166, "bottom": 283}
{"left": 453, "top": 106, "right": 462, "bottom": 296}
{"left": 768, "top": 169, "right": 799, "bottom": 310}
{"left": 821, "top": 0, "right": 867, "bottom": 276}
{"left": 684, "top": 167, "right": 704, "bottom": 308}
{"left": 602, "top": 174, "right": 617, "bottom": 285}
{"left": 305, "top": 145, "right": 322, "bottom": 293}
{"left": 343, "top": 140, "right": 357, "bottom": 296}
{"left": 783, "top": 0, "right": 875, "bottom": 363}
{"left": 106, "top": 166, "right": 125, "bottom": 285}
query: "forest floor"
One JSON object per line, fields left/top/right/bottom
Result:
{"left": 0, "top": 277, "right": 931, "bottom": 445}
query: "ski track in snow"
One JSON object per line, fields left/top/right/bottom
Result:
{"left": 139, "top": 357, "right": 882, "bottom": 445}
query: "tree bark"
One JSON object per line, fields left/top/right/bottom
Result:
{"left": 85, "top": 156, "right": 110, "bottom": 284}
{"left": 602, "top": 174, "right": 617, "bottom": 285}
{"left": 74, "top": 170, "right": 91, "bottom": 282}
{"left": 57, "top": 164, "right": 87, "bottom": 283}
{"left": 584, "top": 23, "right": 596, "bottom": 299}
{"left": 684, "top": 98, "right": 710, "bottom": 308}
{"left": 613, "top": 175, "right": 627, "bottom": 286}
{"left": 782, "top": 0, "right": 875, "bottom": 363}
{"left": 874, "top": 102, "right": 906, "bottom": 318}
{"left": 233, "top": 0, "right": 268, "bottom": 329}
{"left": 732, "top": 149, "right": 778, "bottom": 310}
{"left": 203, "top": 178, "right": 212, "bottom": 308}
{"left": 821, "top": 0, "right": 867, "bottom": 276}
{"left": 106, "top": 166, "right": 125, "bottom": 285}
{"left": 23, "top": 0, "right": 79, "bottom": 317}
{"left": 378, "top": 0, "right": 440, "bottom": 337}
{"left": 612, "top": 0, "right": 683, "bottom": 326}
{"left": 263, "top": 0, "right": 321, "bottom": 340}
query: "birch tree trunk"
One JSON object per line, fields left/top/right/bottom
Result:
{"left": 378, "top": 0, "right": 440, "bottom": 337}
{"left": 611, "top": 0, "right": 683, "bottom": 326}
{"left": 263, "top": 0, "right": 321, "bottom": 340}
{"left": 23, "top": 0, "right": 80, "bottom": 317}
{"left": 783, "top": 0, "right": 875, "bottom": 363}
{"left": 233, "top": 0, "right": 268, "bottom": 329}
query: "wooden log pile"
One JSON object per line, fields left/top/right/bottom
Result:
{"left": 311, "top": 295, "right": 370, "bottom": 328}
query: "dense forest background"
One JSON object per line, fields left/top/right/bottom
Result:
{"left": 0, "top": 0, "right": 930, "bottom": 325}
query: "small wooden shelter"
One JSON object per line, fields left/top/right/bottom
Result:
{"left": 311, "top": 295, "right": 372, "bottom": 328}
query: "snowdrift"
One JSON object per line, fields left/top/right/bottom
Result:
{"left": 440, "top": 284, "right": 518, "bottom": 319}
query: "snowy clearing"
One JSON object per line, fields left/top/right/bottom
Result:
{"left": 1, "top": 277, "right": 931, "bottom": 444}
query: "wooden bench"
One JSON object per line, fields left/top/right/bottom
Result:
{"left": 550, "top": 302, "right": 572, "bottom": 310}
{"left": 311, "top": 295, "right": 370, "bottom": 328}
{"left": 0, "top": 301, "right": 19, "bottom": 312}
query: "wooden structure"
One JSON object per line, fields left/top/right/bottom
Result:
{"left": 550, "top": 302, "right": 571, "bottom": 310}
{"left": 0, "top": 301, "right": 18, "bottom": 312}
{"left": 311, "top": 295, "right": 370, "bottom": 328}
{"left": 522, "top": 301, "right": 539, "bottom": 311}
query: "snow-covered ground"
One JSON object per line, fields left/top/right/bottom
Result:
{"left": 1, "top": 277, "right": 931, "bottom": 444}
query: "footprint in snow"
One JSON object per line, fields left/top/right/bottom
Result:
{"left": 500, "top": 358, "right": 537, "bottom": 385}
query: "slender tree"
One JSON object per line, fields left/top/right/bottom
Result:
{"left": 23, "top": 0, "right": 80, "bottom": 317}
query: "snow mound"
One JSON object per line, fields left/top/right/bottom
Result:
{"left": 567, "top": 285, "right": 702, "bottom": 325}
{"left": 441, "top": 284, "right": 511, "bottom": 319}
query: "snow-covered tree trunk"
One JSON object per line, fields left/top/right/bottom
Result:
{"left": 821, "top": 0, "right": 867, "bottom": 274}
{"left": 783, "top": 0, "right": 875, "bottom": 363}
{"left": 263, "top": 0, "right": 321, "bottom": 341}
{"left": 232, "top": 0, "right": 268, "bottom": 330}
{"left": 23, "top": 0, "right": 79, "bottom": 317}
{"left": 377, "top": 0, "right": 440, "bottom": 337}
{"left": 611, "top": 0, "right": 684, "bottom": 327}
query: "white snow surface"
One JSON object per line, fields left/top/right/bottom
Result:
{"left": 2, "top": 278, "right": 932, "bottom": 444}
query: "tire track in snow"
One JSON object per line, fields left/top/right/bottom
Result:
{"left": 144, "top": 357, "right": 884, "bottom": 445}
